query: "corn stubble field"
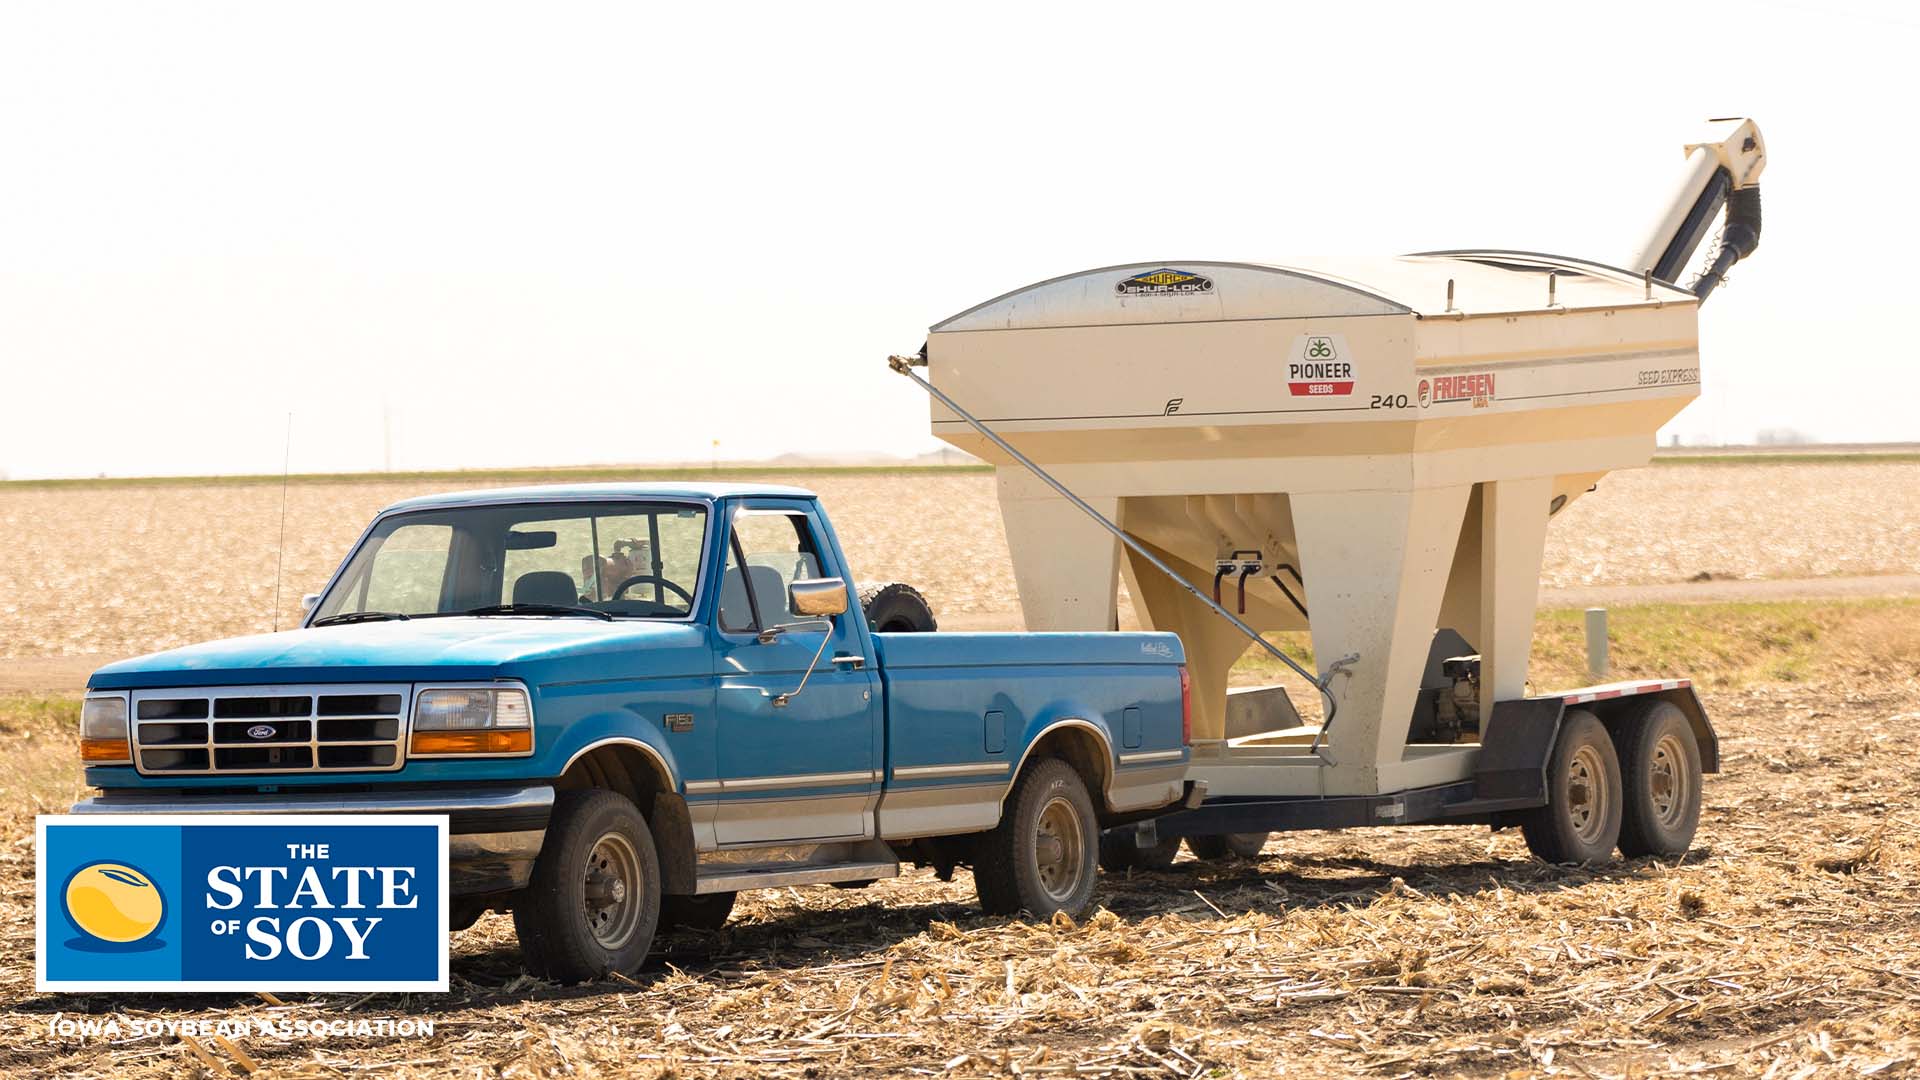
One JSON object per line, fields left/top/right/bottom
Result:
{"left": 1, "top": 462, "right": 1919, "bottom": 1079}
{"left": 2, "top": 462, "right": 1918, "bottom": 661}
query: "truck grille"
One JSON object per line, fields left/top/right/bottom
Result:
{"left": 130, "top": 685, "right": 409, "bottom": 775}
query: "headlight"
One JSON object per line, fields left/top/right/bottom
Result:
{"left": 409, "top": 687, "right": 533, "bottom": 756}
{"left": 80, "top": 695, "right": 132, "bottom": 764}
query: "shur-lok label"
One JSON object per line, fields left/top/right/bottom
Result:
{"left": 37, "top": 815, "right": 447, "bottom": 991}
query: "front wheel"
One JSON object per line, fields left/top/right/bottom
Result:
{"left": 1520, "top": 710, "right": 1623, "bottom": 865}
{"left": 974, "top": 758, "right": 1099, "bottom": 917}
{"left": 513, "top": 789, "right": 662, "bottom": 982}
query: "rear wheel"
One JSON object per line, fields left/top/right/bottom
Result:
{"left": 1187, "top": 832, "right": 1270, "bottom": 861}
{"left": 514, "top": 789, "right": 661, "bottom": 982}
{"left": 658, "top": 891, "right": 736, "bottom": 934}
{"left": 1613, "top": 701, "right": 1703, "bottom": 857}
{"left": 1520, "top": 710, "right": 1622, "bottom": 865}
{"left": 974, "top": 758, "right": 1099, "bottom": 916}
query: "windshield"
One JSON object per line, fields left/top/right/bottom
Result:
{"left": 312, "top": 500, "right": 709, "bottom": 622}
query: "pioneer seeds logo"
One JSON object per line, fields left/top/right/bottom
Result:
{"left": 37, "top": 815, "right": 448, "bottom": 992}
{"left": 1115, "top": 267, "right": 1214, "bottom": 296}
{"left": 1287, "top": 335, "right": 1355, "bottom": 397}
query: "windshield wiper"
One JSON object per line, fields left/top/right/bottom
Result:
{"left": 311, "top": 610, "right": 412, "bottom": 627}
{"left": 462, "top": 603, "right": 616, "bottom": 622}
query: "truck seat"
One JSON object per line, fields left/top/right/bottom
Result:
{"left": 513, "top": 570, "right": 582, "bottom": 607}
{"left": 720, "top": 565, "right": 789, "bottom": 628}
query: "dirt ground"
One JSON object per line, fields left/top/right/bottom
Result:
{"left": 2, "top": 673, "right": 1918, "bottom": 1079}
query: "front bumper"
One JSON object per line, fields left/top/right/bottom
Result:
{"left": 69, "top": 784, "right": 554, "bottom": 895}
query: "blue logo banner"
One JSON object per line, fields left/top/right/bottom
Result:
{"left": 38, "top": 815, "right": 448, "bottom": 992}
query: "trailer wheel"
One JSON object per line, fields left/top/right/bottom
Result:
{"left": 859, "top": 582, "right": 937, "bottom": 633}
{"left": 1187, "top": 833, "right": 1270, "bottom": 861}
{"left": 658, "top": 891, "right": 736, "bottom": 934}
{"left": 1098, "top": 829, "right": 1181, "bottom": 872}
{"left": 974, "top": 758, "right": 1099, "bottom": 916}
{"left": 513, "top": 789, "right": 662, "bottom": 982}
{"left": 1520, "top": 710, "right": 1623, "bottom": 865}
{"left": 1613, "top": 701, "right": 1703, "bottom": 858}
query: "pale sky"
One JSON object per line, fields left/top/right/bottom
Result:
{"left": 2, "top": 1, "right": 1915, "bottom": 479}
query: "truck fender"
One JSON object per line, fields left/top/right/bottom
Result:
{"left": 1003, "top": 714, "right": 1118, "bottom": 813}
{"left": 548, "top": 714, "right": 683, "bottom": 793}
{"left": 551, "top": 727, "right": 698, "bottom": 896}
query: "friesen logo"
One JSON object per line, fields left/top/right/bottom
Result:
{"left": 1115, "top": 267, "right": 1214, "bottom": 296}
{"left": 1288, "top": 335, "right": 1354, "bottom": 397}
{"left": 37, "top": 814, "right": 448, "bottom": 992}
{"left": 1417, "top": 379, "right": 1432, "bottom": 408}
{"left": 1430, "top": 372, "right": 1496, "bottom": 408}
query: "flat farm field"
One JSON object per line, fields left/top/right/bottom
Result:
{"left": 3, "top": 460, "right": 1918, "bottom": 662}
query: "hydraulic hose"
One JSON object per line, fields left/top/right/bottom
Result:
{"left": 1692, "top": 185, "right": 1762, "bottom": 302}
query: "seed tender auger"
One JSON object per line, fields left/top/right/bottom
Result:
{"left": 893, "top": 118, "right": 1766, "bottom": 865}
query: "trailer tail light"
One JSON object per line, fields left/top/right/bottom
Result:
{"left": 1179, "top": 665, "right": 1192, "bottom": 746}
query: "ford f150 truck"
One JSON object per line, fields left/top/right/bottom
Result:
{"left": 71, "top": 483, "right": 1194, "bottom": 980}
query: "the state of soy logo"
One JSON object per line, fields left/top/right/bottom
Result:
{"left": 37, "top": 815, "right": 448, "bottom": 992}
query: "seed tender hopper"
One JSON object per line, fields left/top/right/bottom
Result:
{"left": 893, "top": 119, "right": 1766, "bottom": 863}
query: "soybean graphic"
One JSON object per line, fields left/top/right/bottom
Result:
{"left": 65, "top": 862, "right": 164, "bottom": 943}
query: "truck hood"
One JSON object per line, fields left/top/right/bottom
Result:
{"left": 87, "top": 617, "right": 712, "bottom": 690}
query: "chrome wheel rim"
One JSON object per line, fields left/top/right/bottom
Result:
{"left": 1033, "top": 796, "right": 1086, "bottom": 902}
{"left": 1648, "top": 733, "right": 1690, "bottom": 829}
{"left": 583, "top": 831, "right": 643, "bottom": 949}
{"left": 1566, "top": 744, "right": 1612, "bottom": 846}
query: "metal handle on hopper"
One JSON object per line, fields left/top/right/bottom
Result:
{"left": 887, "top": 353, "right": 1357, "bottom": 761}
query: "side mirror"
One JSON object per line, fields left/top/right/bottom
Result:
{"left": 789, "top": 578, "right": 849, "bottom": 618}
{"left": 300, "top": 593, "right": 322, "bottom": 616}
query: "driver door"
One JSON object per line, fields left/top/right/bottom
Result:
{"left": 710, "top": 503, "right": 881, "bottom": 845}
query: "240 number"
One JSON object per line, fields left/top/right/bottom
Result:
{"left": 1369, "top": 394, "right": 1412, "bottom": 410}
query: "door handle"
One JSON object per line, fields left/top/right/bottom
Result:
{"left": 830, "top": 653, "right": 865, "bottom": 670}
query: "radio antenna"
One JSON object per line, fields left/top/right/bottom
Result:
{"left": 270, "top": 413, "right": 293, "bottom": 632}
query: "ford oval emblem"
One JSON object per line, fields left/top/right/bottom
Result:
{"left": 246, "top": 724, "right": 277, "bottom": 740}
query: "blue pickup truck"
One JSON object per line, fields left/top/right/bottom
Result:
{"left": 71, "top": 483, "right": 1194, "bottom": 980}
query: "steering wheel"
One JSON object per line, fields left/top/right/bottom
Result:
{"left": 611, "top": 574, "right": 694, "bottom": 607}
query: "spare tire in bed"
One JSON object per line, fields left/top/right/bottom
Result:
{"left": 859, "top": 582, "right": 937, "bottom": 633}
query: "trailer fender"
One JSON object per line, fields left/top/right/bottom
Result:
{"left": 1573, "top": 684, "right": 1719, "bottom": 773}
{"left": 1475, "top": 683, "right": 1720, "bottom": 810}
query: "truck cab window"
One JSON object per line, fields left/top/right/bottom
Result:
{"left": 718, "top": 512, "right": 825, "bottom": 632}
{"left": 360, "top": 524, "right": 453, "bottom": 613}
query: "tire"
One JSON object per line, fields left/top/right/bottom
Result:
{"left": 859, "top": 582, "right": 937, "bottom": 633}
{"left": 1613, "top": 701, "right": 1704, "bottom": 858}
{"left": 1187, "top": 832, "right": 1269, "bottom": 861}
{"left": 1520, "top": 710, "right": 1623, "bottom": 865}
{"left": 658, "top": 891, "right": 736, "bottom": 934}
{"left": 513, "top": 789, "right": 662, "bottom": 982}
{"left": 974, "top": 758, "right": 1099, "bottom": 917}
{"left": 1098, "top": 829, "right": 1181, "bottom": 872}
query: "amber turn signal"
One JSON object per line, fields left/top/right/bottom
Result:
{"left": 80, "top": 737, "right": 131, "bottom": 763}
{"left": 410, "top": 729, "right": 532, "bottom": 756}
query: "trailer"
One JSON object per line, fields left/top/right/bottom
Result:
{"left": 893, "top": 119, "right": 1765, "bottom": 866}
